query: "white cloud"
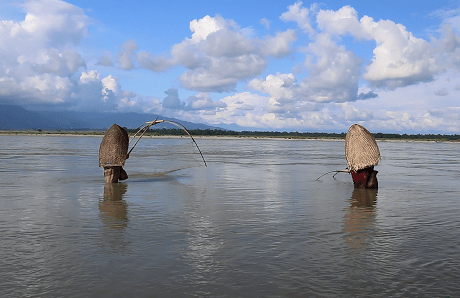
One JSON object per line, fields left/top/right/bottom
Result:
{"left": 364, "top": 20, "right": 436, "bottom": 87}
{"left": 185, "top": 93, "right": 227, "bottom": 111}
{"left": 207, "top": 92, "right": 270, "bottom": 128}
{"left": 2, "top": 0, "right": 460, "bottom": 133}
{"left": 172, "top": 15, "right": 296, "bottom": 92}
{"left": 20, "top": 0, "right": 89, "bottom": 46}
{"left": 137, "top": 51, "right": 171, "bottom": 72}
{"left": 21, "top": 73, "right": 71, "bottom": 102}
{"left": 296, "top": 33, "right": 363, "bottom": 103}
{"left": 316, "top": 6, "right": 374, "bottom": 39}
{"left": 435, "top": 88, "right": 449, "bottom": 96}
{"left": 97, "top": 51, "right": 113, "bottom": 66}
{"left": 260, "top": 18, "right": 270, "bottom": 30}
{"left": 113, "top": 14, "right": 297, "bottom": 93}
{"left": 189, "top": 15, "right": 226, "bottom": 43}
{"left": 259, "top": 29, "right": 297, "bottom": 58}
{"left": 117, "top": 39, "right": 138, "bottom": 70}
{"left": 118, "top": 90, "right": 137, "bottom": 109}
{"left": 430, "top": 8, "right": 460, "bottom": 33}
{"left": 248, "top": 73, "right": 296, "bottom": 99}
{"left": 0, "top": 1, "right": 142, "bottom": 112}
{"left": 101, "top": 74, "right": 120, "bottom": 102}
{"left": 315, "top": 5, "right": 460, "bottom": 89}
{"left": 178, "top": 54, "right": 268, "bottom": 92}
{"left": 280, "top": 1, "right": 316, "bottom": 35}
{"left": 0, "top": 0, "right": 90, "bottom": 106}
{"left": 79, "top": 70, "right": 100, "bottom": 84}
{"left": 336, "top": 103, "right": 373, "bottom": 121}
{"left": 162, "top": 87, "right": 184, "bottom": 109}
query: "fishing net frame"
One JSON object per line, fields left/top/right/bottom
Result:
{"left": 128, "top": 119, "right": 207, "bottom": 167}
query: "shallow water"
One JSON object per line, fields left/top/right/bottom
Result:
{"left": 1, "top": 135, "right": 459, "bottom": 297}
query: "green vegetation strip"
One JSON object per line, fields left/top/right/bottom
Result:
{"left": 2, "top": 128, "right": 459, "bottom": 142}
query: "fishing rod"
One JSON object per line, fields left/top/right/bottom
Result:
{"left": 128, "top": 119, "right": 207, "bottom": 167}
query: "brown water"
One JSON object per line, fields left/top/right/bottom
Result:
{"left": 1, "top": 135, "right": 459, "bottom": 297}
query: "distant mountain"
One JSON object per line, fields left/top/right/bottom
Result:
{"left": 216, "top": 122, "right": 265, "bottom": 132}
{"left": 0, "top": 104, "right": 219, "bottom": 131}
{"left": 0, "top": 105, "right": 64, "bottom": 130}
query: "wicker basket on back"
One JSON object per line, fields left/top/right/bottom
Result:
{"left": 345, "top": 124, "right": 380, "bottom": 172}
{"left": 99, "top": 124, "right": 129, "bottom": 167}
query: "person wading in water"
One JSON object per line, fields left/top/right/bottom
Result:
{"left": 345, "top": 124, "right": 380, "bottom": 189}
{"left": 99, "top": 124, "right": 130, "bottom": 183}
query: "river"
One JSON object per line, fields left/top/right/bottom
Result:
{"left": 1, "top": 135, "right": 459, "bottom": 297}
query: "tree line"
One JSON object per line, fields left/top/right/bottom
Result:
{"left": 124, "top": 128, "right": 460, "bottom": 141}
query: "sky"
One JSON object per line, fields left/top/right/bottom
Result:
{"left": 1, "top": 0, "right": 460, "bottom": 133}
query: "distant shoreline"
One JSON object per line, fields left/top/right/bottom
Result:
{"left": 1, "top": 130, "right": 459, "bottom": 143}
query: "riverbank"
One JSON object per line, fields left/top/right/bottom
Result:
{"left": 1, "top": 130, "right": 459, "bottom": 142}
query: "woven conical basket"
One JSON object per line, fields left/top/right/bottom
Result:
{"left": 99, "top": 124, "right": 129, "bottom": 167}
{"left": 345, "top": 124, "right": 380, "bottom": 172}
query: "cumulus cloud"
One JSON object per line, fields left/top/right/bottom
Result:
{"left": 117, "top": 39, "right": 138, "bottom": 70}
{"left": 185, "top": 93, "right": 227, "bottom": 111}
{"left": 79, "top": 69, "right": 100, "bottom": 84}
{"left": 260, "top": 18, "right": 270, "bottom": 30}
{"left": 316, "top": 5, "right": 374, "bottom": 39}
{"left": 428, "top": 107, "right": 460, "bottom": 121}
{"left": 137, "top": 51, "right": 171, "bottom": 72}
{"left": 280, "top": 1, "right": 316, "bottom": 35}
{"left": 364, "top": 20, "right": 436, "bottom": 88}
{"left": 162, "top": 87, "right": 184, "bottom": 109}
{"left": 0, "top": 0, "right": 143, "bottom": 112}
{"left": 2, "top": 0, "right": 460, "bottom": 133}
{"left": 203, "top": 92, "right": 271, "bottom": 128}
{"left": 259, "top": 30, "right": 297, "bottom": 58}
{"left": 160, "top": 88, "right": 227, "bottom": 113}
{"left": 101, "top": 75, "right": 121, "bottom": 102}
{"left": 20, "top": 0, "right": 89, "bottom": 46}
{"left": 336, "top": 103, "right": 373, "bottom": 121}
{"left": 357, "top": 91, "right": 378, "bottom": 100}
{"left": 97, "top": 51, "right": 113, "bottom": 66}
{"left": 112, "top": 14, "right": 297, "bottom": 92}
{"left": 0, "top": 0, "right": 88, "bottom": 105}
{"left": 69, "top": 70, "right": 134, "bottom": 111}
{"left": 297, "top": 33, "right": 363, "bottom": 102}
{"left": 435, "top": 88, "right": 449, "bottom": 96}
{"left": 189, "top": 15, "right": 226, "bottom": 43}
{"left": 247, "top": 34, "right": 363, "bottom": 109}
{"left": 173, "top": 15, "right": 296, "bottom": 92}
{"left": 315, "top": 5, "right": 460, "bottom": 89}
{"left": 248, "top": 73, "right": 296, "bottom": 99}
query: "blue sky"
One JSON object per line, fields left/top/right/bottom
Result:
{"left": 1, "top": 0, "right": 460, "bottom": 133}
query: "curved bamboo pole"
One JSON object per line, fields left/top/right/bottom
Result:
{"left": 128, "top": 119, "right": 207, "bottom": 167}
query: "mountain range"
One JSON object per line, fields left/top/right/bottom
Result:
{"left": 0, "top": 104, "right": 221, "bottom": 131}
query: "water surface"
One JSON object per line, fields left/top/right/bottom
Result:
{"left": 1, "top": 135, "right": 459, "bottom": 297}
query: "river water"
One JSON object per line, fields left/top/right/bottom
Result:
{"left": 1, "top": 135, "right": 459, "bottom": 297}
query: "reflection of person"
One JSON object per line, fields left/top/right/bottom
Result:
{"left": 350, "top": 188, "right": 377, "bottom": 208}
{"left": 99, "top": 124, "right": 130, "bottom": 183}
{"left": 99, "top": 183, "right": 128, "bottom": 229}
{"left": 343, "top": 188, "right": 377, "bottom": 250}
